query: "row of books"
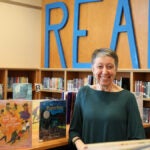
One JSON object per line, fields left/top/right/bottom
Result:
{"left": 135, "top": 81, "right": 150, "bottom": 98}
{"left": 7, "top": 76, "right": 130, "bottom": 94}
{"left": 67, "top": 75, "right": 94, "bottom": 91}
{"left": 42, "top": 75, "right": 93, "bottom": 92}
{"left": 43, "top": 77, "right": 64, "bottom": 90}
{"left": 67, "top": 76, "right": 130, "bottom": 92}
{"left": 114, "top": 77, "right": 130, "bottom": 91}
{"left": 0, "top": 92, "right": 148, "bottom": 149}
{"left": 0, "top": 99, "right": 66, "bottom": 149}
{"left": 143, "top": 107, "right": 150, "bottom": 123}
{"left": 0, "top": 83, "right": 32, "bottom": 100}
{"left": 8, "top": 77, "right": 29, "bottom": 88}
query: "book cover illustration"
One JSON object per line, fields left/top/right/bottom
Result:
{"left": 32, "top": 100, "right": 40, "bottom": 124}
{"left": 12, "top": 83, "right": 32, "bottom": 100}
{"left": 39, "top": 99, "right": 66, "bottom": 141}
{"left": 0, "top": 100, "right": 32, "bottom": 149}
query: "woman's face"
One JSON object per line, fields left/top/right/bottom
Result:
{"left": 92, "top": 56, "right": 117, "bottom": 87}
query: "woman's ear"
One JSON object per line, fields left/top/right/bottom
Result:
{"left": 91, "top": 66, "right": 94, "bottom": 73}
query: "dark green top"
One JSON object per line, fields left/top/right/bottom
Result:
{"left": 69, "top": 86, "right": 145, "bottom": 144}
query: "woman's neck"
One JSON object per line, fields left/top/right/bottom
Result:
{"left": 97, "top": 83, "right": 113, "bottom": 92}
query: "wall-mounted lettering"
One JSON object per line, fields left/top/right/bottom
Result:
{"left": 45, "top": 0, "right": 148, "bottom": 68}
{"left": 45, "top": 2, "right": 68, "bottom": 68}
{"left": 110, "top": 0, "right": 139, "bottom": 68}
{"left": 72, "top": 0, "right": 102, "bottom": 68}
{"left": 148, "top": 0, "right": 150, "bottom": 68}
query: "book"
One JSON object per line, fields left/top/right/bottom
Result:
{"left": 12, "top": 83, "right": 32, "bottom": 100}
{"left": 39, "top": 99, "right": 66, "bottom": 141}
{"left": 87, "top": 75, "right": 93, "bottom": 85}
{"left": 42, "top": 77, "right": 64, "bottom": 90}
{"left": 87, "top": 139, "right": 150, "bottom": 150}
{"left": 120, "top": 77, "right": 130, "bottom": 91}
{"left": 32, "top": 100, "right": 41, "bottom": 124}
{"left": 133, "top": 92, "right": 143, "bottom": 120}
{"left": 65, "top": 92, "right": 77, "bottom": 124}
{"left": 0, "top": 84, "right": 3, "bottom": 99}
{"left": 0, "top": 100, "right": 32, "bottom": 149}
{"left": 143, "top": 107, "right": 150, "bottom": 123}
{"left": 8, "top": 77, "right": 28, "bottom": 89}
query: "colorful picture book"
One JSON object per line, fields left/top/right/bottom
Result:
{"left": 39, "top": 99, "right": 66, "bottom": 141}
{"left": 12, "top": 83, "right": 32, "bottom": 100}
{"left": 32, "top": 100, "right": 40, "bottom": 124}
{"left": 0, "top": 100, "right": 32, "bottom": 149}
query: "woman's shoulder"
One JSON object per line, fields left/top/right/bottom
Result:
{"left": 112, "top": 84, "right": 123, "bottom": 92}
{"left": 79, "top": 85, "right": 91, "bottom": 91}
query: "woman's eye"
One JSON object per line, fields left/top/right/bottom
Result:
{"left": 107, "top": 65, "right": 113, "bottom": 69}
{"left": 97, "top": 66, "right": 103, "bottom": 69}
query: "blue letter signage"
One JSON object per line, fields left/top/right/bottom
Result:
{"left": 45, "top": 2, "right": 68, "bottom": 68}
{"left": 72, "top": 0, "right": 102, "bottom": 68}
{"left": 110, "top": 0, "right": 139, "bottom": 68}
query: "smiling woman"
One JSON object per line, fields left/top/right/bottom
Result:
{"left": 91, "top": 48, "right": 119, "bottom": 92}
{"left": 69, "top": 48, "right": 145, "bottom": 150}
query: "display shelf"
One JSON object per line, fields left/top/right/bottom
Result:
{"left": 28, "top": 123, "right": 150, "bottom": 150}
{"left": 0, "top": 68, "right": 150, "bottom": 102}
{"left": 0, "top": 68, "right": 39, "bottom": 99}
{"left": 1, "top": 68, "right": 150, "bottom": 149}
{"left": 27, "top": 123, "right": 69, "bottom": 150}
{"left": 29, "top": 123, "right": 149, "bottom": 150}
{"left": 38, "top": 68, "right": 65, "bottom": 99}
{"left": 143, "top": 123, "right": 150, "bottom": 128}
{"left": 65, "top": 69, "right": 93, "bottom": 91}
{"left": 0, "top": 69, "right": 6, "bottom": 99}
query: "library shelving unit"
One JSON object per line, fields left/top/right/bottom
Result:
{"left": 1, "top": 68, "right": 150, "bottom": 149}
{"left": 0, "top": 68, "right": 39, "bottom": 100}
{"left": 38, "top": 68, "right": 93, "bottom": 99}
{"left": 0, "top": 68, "right": 150, "bottom": 103}
{"left": 38, "top": 68, "right": 150, "bottom": 107}
{"left": 38, "top": 68, "right": 66, "bottom": 99}
{"left": 0, "top": 68, "right": 150, "bottom": 110}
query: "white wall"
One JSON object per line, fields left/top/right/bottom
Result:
{"left": 0, "top": 0, "right": 42, "bottom": 68}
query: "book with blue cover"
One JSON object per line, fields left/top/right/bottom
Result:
{"left": 39, "top": 99, "right": 66, "bottom": 141}
{"left": 12, "top": 83, "right": 32, "bottom": 100}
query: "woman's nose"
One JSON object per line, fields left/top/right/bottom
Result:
{"left": 102, "top": 66, "right": 108, "bottom": 74}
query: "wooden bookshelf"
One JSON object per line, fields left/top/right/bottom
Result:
{"left": 0, "top": 68, "right": 39, "bottom": 100}
{"left": 143, "top": 123, "right": 150, "bottom": 128}
{"left": 27, "top": 123, "right": 150, "bottom": 150}
{"left": 1, "top": 68, "right": 150, "bottom": 149}
{"left": 1, "top": 68, "right": 150, "bottom": 102}
{"left": 27, "top": 124, "right": 69, "bottom": 150}
{"left": 28, "top": 123, "right": 149, "bottom": 150}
